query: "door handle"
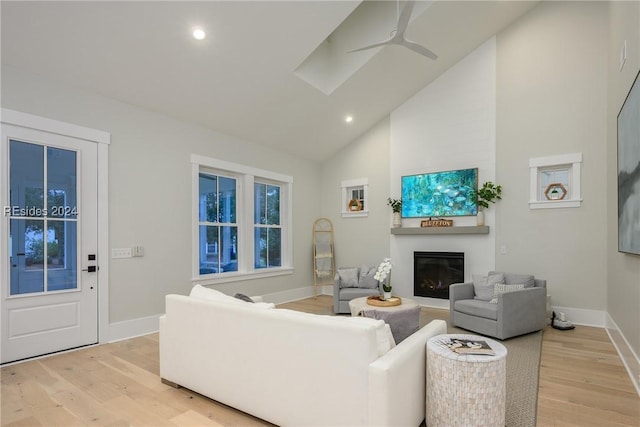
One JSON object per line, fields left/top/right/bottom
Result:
{"left": 82, "top": 266, "right": 98, "bottom": 272}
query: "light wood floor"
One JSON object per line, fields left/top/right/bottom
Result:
{"left": 1, "top": 295, "right": 638, "bottom": 426}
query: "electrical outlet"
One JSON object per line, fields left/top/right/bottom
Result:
{"left": 112, "top": 248, "right": 132, "bottom": 259}
{"left": 500, "top": 245, "right": 507, "bottom": 255}
{"left": 132, "top": 246, "right": 144, "bottom": 257}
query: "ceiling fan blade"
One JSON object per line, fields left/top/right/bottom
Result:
{"left": 395, "top": 0, "right": 415, "bottom": 37}
{"left": 347, "top": 40, "right": 391, "bottom": 53}
{"left": 402, "top": 39, "right": 438, "bottom": 60}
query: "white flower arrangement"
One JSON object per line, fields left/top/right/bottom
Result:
{"left": 374, "top": 257, "right": 392, "bottom": 292}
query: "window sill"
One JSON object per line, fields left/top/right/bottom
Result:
{"left": 529, "top": 199, "right": 582, "bottom": 209}
{"left": 192, "top": 267, "right": 294, "bottom": 286}
{"left": 341, "top": 209, "right": 369, "bottom": 218}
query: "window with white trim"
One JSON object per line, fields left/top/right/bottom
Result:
{"left": 341, "top": 178, "right": 369, "bottom": 217}
{"left": 192, "top": 154, "right": 293, "bottom": 284}
{"left": 529, "top": 153, "right": 582, "bottom": 209}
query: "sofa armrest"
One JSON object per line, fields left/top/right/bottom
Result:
{"left": 498, "top": 287, "right": 547, "bottom": 338}
{"left": 449, "top": 282, "right": 474, "bottom": 311}
{"left": 368, "top": 319, "right": 447, "bottom": 427}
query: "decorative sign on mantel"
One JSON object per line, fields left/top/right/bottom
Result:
{"left": 420, "top": 218, "right": 454, "bottom": 227}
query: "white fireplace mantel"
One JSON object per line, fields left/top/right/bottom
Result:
{"left": 390, "top": 226, "right": 489, "bottom": 235}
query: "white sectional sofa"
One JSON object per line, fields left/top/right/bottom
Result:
{"left": 159, "top": 287, "right": 447, "bottom": 427}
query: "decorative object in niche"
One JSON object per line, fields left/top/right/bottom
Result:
{"left": 544, "top": 183, "right": 567, "bottom": 200}
{"left": 348, "top": 198, "right": 362, "bottom": 211}
{"left": 617, "top": 69, "right": 640, "bottom": 255}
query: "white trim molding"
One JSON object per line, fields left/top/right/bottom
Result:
{"left": 529, "top": 152, "right": 582, "bottom": 209}
{"left": 1, "top": 109, "right": 111, "bottom": 345}
{"left": 606, "top": 314, "right": 640, "bottom": 397}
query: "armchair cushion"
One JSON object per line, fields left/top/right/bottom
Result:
{"left": 454, "top": 299, "right": 498, "bottom": 320}
{"left": 358, "top": 265, "right": 379, "bottom": 289}
{"left": 489, "top": 283, "right": 525, "bottom": 303}
{"left": 337, "top": 267, "right": 359, "bottom": 288}
{"left": 472, "top": 273, "right": 505, "bottom": 301}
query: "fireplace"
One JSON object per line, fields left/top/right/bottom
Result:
{"left": 414, "top": 252, "right": 464, "bottom": 299}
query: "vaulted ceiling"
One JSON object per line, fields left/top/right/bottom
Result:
{"left": 1, "top": 1, "right": 538, "bottom": 162}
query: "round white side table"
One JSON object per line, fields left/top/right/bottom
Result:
{"left": 426, "top": 334, "right": 508, "bottom": 427}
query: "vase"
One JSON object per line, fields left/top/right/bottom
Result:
{"left": 393, "top": 212, "right": 402, "bottom": 228}
{"left": 383, "top": 291, "right": 392, "bottom": 300}
{"left": 476, "top": 210, "right": 485, "bottom": 226}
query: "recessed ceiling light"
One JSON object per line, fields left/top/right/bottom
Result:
{"left": 192, "top": 28, "right": 206, "bottom": 40}
{"left": 345, "top": 116, "right": 353, "bottom": 123}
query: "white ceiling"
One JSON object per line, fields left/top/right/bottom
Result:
{"left": 1, "top": 1, "right": 538, "bottom": 162}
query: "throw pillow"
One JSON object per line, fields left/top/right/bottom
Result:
{"left": 191, "top": 285, "right": 274, "bottom": 309}
{"left": 358, "top": 265, "right": 379, "bottom": 289}
{"left": 473, "top": 274, "right": 505, "bottom": 302}
{"left": 490, "top": 271, "right": 535, "bottom": 288}
{"left": 489, "top": 283, "right": 525, "bottom": 303}
{"left": 234, "top": 293, "right": 254, "bottom": 303}
{"left": 338, "top": 267, "right": 359, "bottom": 288}
{"left": 363, "top": 306, "right": 421, "bottom": 344}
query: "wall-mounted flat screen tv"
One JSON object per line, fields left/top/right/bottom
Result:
{"left": 401, "top": 168, "right": 478, "bottom": 218}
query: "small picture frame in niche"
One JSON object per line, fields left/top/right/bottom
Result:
{"left": 348, "top": 198, "right": 363, "bottom": 211}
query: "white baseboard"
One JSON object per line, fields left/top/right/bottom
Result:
{"left": 107, "top": 314, "right": 160, "bottom": 343}
{"left": 261, "top": 286, "right": 317, "bottom": 304}
{"left": 606, "top": 314, "right": 640, "bottom": 397}
{"left": 550, "top": 305, "right": 606, "bottom": 327}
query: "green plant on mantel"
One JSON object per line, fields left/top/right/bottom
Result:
{"left": 387, "top": 198, "right": 402, "bottom": 213}
{"left": 474, "top": 181, "right": 503, "bottom": 210}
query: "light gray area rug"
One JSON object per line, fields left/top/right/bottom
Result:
{"left": 448, "top": 326, "right": 543, "bottom": 427}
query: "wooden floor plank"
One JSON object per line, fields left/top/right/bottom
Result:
{"left": 2, "top": 295, "right": 638, "bottom": 427}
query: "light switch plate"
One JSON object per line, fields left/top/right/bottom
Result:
{"left": 112, "top": 248, "right": 132, "bottom": 258}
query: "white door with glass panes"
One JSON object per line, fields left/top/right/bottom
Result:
{"left": 1, "top": 123, "right": 98, "bottom": 364}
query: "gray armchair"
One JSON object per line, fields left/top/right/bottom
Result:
{"left": 449, "top": 271, "right": 547, "bottom": 340}
{"left": 333, "top": 265, "right": 381, "bottom": 314}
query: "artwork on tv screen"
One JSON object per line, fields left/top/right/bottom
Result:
{"left": 617, "top": 69, "right": 640, "bottom": 255}
{"left": 401, "top": 168, "right": 478, "bottom": 218}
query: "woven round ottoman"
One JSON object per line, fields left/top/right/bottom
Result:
{"left": 426, "top": 334, "right": 507, "bottom": 427}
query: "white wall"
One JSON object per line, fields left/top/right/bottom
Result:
{"left": 495, "top": 1, "right": 608, "bottom": 318}
{"left": 389, "top": 38, "right": 497, "bottom": 308}
{"left": 319, "top": 117, "right": 391, "bottom": 269}
{"left": 607, "top": 1, "right": 640, "bottom": 391}
{"left": 1, "top": 65, "right": 321, "bottom": 325}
